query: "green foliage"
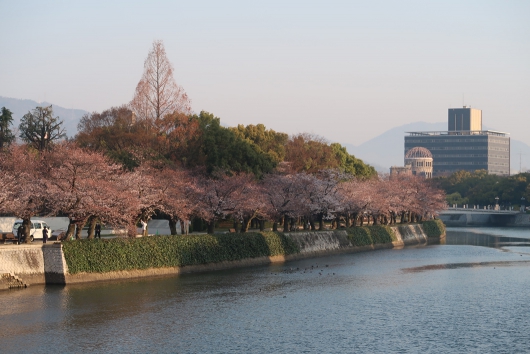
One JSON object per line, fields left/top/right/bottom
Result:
{"left": 435, "top": 170, "right": 530, "bottom": 208}
{"left": 230, "top": 123, "right": 288, "bottom": 164}
{"left": 331, "top": 143, "right": 377, "bottom": 179}
{"left": 345, "top": 225, "right": 397, "bottom": 246}
{"left": 62, "top": 232, "right": 299, "bottom": 274}
{"left": 0, "top": 107, "right": 15, "bottom": 148}
{"left": 195, "top": 111, "right": 276, "bottom": 177}
{"left": 445, "top": 192, "right": 468, "bottom": 206}
{"left": 421, "top": 219, "right": 446, "bottom": 237}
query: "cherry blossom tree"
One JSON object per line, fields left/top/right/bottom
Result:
{"left": 194, "top": 174, "right": 254, "bottom": 234}
{"left": 337, "top": 176, "right": 382, "bottom": 226}
{"left": 261, "top": 173, "right": 308, "bottom": 232}
{"left": 157, "top": 167, "right": 197, "bottom": 235}
{"left": 304, "top": 170, "right": 343, "bottom": 230}
{"left": 42, "top": 142, "right": 138, "bottom": 239}
{"left": 0, "top": 144, "right": 47, "bottom": 241}
{"left": 228, "top": 174, "right": 265, "bottom": 233}
{"left": 124, "top": 164, "right": 169, "bottom": 236}
{"left": 402, "top": 176, "right": 447, "bottom": 221}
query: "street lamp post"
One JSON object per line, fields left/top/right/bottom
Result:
{"left": 495, "top": 196, "right": 499, "bottom": 211}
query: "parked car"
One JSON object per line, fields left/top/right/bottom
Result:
{"left": 12, "top": 220, "right": 52, "bottom": 243}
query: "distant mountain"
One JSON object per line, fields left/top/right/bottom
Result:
{"left": 343, "top": 121, "right": 530, "bottom": 175}
{"left": 0, "top": 96, "right": 88, "bottom": 138}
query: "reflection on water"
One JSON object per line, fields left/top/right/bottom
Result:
{"left": 446, "top": 227, "right": 530, "bottom": 248}
{"left": 403, "top": 260, "right": 530, "bottom": 272}
{"left": 2, "top": 227, "right": 530, "bottom": 353}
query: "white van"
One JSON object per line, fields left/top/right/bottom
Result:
{"left": 12, "top": 220, "right": 52, "bottom": 242}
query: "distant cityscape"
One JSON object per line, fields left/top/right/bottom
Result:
{"left": 392, "top": 107, "right": 511, "bottom": 177}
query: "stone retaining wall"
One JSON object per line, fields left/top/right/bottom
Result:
{"left": 0, "top": 244, "right": 46, "bottom": 285}
{"left": 0, "top": 224, "right": 444, "bottom": 287}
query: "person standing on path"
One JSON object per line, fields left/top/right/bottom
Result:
{"left": 17, "top": 224, "right": 23, "bottom": 245}
{"left": 141, "top": 220, "right": 147, "bottom": 237}
{"left": 95, "top": 223, "right": 101, "bottom": 239}
{"left": 42, "top": 227, "right": 48, "bottom": 244}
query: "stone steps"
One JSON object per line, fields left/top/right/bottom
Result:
{"left": 0, "top": 272, "right": 28, "bottom": 290}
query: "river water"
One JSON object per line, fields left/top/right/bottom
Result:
{"left": 2, "top": 227, "right": 530, "bottom": 353}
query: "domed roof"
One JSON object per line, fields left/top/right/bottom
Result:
{"left": 405, "top": 147, "right": 432, "bottom": 159}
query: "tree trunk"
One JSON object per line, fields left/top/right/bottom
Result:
{"left": 233, "top": 220, "right": 240, "bottom": 233}
{"left": 180, "top": 219, "right": 187, "bottom": 235}
{"left": 259, "top": 219, "right": 265, "bottom": 231}
{"left": 22, "top": 218, "right": 31, "bottom": 243}
{"left": 283, "top": 216, "right": 289, "bottom": 232}
{"left": 169, "top": 219, "right": 177, "bottom": 235}
{"left": 309, "top": 216, "right": 316, "bottom": 231}
{"left": 87, "top": 217, "right": 96, "bottom": 239}
{"left": 352, "top": 213, "right": 359, "bottom": 227}
{"left": 372, "top": 214, "right": 379, "bottom": 225}
{"left": 241, "top": 216, "right": 250, "bottom": 233}
{"left": 273, "top": 221, "right": 278, "bottom": 232}
{"left": 75, "top": 222, "right": 84, "bottom": 240}
{"left": 318, "top": 213, "right": 324, "bottom": 230}
{"left": 66, "top": 219, "right": 76, "bottom": 240}
{"left": 207, "top": 220, "right": 215, "bottom": 234}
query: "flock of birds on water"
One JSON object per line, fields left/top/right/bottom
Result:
{"left": 271, "top": 263, "right": 337, "bottom": 276}
{"left": 259, "top": 263, "right": 339, "bottom": 296}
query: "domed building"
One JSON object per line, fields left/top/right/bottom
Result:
{"left": 405, "top": 147, "right": 433, "bottom": 178}
{"left": 404, "top": 107, "right": 510, "bottom": 176}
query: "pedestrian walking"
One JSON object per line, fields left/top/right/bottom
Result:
{"left": 95, "top": 223, "right": 101, "bottom": 239}
{"left": 43, "top": 227, "right": 48, "bottom": 244}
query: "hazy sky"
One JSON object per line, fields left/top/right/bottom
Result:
{"left": 1, "top": 0, "right": 529, "bottom": 146}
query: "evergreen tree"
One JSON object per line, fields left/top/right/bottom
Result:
{"left": 0, "top": 107, "right": 15, "bottom": 148}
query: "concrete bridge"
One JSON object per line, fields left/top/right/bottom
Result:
{"left": 439, "top": 208, "right": 530, "bottom": 227}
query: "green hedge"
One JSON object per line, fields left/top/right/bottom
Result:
{"left": 345, "top": 225, "right": 397, "bottom": 247}
{"left": 62, "top": 232, "right": 299, "bottom": 274}
{"left": 421, "top": 219, "right": 446, "bottom": 237}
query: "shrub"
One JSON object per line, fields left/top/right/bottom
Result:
{"left": 345, "top": 225, "right": 397, "bottom": 246}
{"left": 62, "top": 232, "right": 299, "bottom": 274}
{"left": 421, "top": 219, "right": 446, "bottom": 237}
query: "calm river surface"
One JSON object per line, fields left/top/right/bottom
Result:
{"left": 2, "top": 227, "right": 530, "bottom": 353}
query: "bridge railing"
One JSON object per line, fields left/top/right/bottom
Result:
{"left": 441, "top": 207, "right": 520, "bottom": 214}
